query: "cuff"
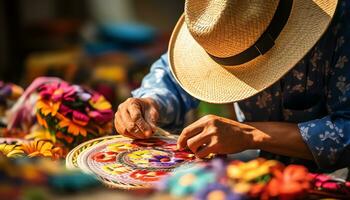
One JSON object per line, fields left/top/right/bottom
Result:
{"left": 131, "top": 89, "right": 180, "bottom": 128}
{"left": 298, "top": 117, "right": 345, "bottom": 170}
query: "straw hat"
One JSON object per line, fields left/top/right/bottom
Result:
{"left": 168, "top": 0, "right": 338, "bottom": 103}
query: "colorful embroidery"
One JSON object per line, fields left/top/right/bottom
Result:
{"left": 68, "top": 135, "right": 196, "bottom": 189}
{"left": 130, "top": 170, "right": 168, "bottom": 182}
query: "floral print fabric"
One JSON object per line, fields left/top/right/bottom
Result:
{"left": 132, "top": 1, "right": 350, "bottom": 171}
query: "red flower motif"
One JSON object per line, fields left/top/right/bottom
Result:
{"left": 92, "top": 151, "right": 118, "bottom": 162}
{"left": 162, "top": 144, "right": 177, "bottom": 151}
{"left": 131, "top": 138, "right": 167, "bottom": 147}
{"left": 174, "top": 151, "right": 195, "bottom": 161}
{"left": 130, "top": 170, "right": 168, "bottom": 182}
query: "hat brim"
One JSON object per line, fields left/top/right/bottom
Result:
{"left": 168, "top": 0, "right": 338, "bottom": 104}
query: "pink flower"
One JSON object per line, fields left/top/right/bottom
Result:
{"left": 88, "top": 110, "right": 113, "bottom": 124}
{"left": 62, "top": 85, "right": 78, "bottom": 102}
{"left": 72, "top": 110, "right": 89, "bottom": 126}
{"left": 59, "top": 104, "right": 73, "bottom": 115}
{"left": 39, "top": 82, "right": 77, "bottom": 102}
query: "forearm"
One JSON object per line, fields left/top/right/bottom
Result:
{"left": 245, "top": 122, "right": 313, "bottom": 160}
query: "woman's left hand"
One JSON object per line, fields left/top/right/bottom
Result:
{"left": 177, "top": 115, "right": 256, "bottom": 158}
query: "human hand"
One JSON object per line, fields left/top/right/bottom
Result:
{"left": 114, "top": 98, "right": 159, "bottom": 139}
{"left": 177, "top": 115, "right": 255, "bottom": 158}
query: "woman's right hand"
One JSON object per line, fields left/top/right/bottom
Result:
{"left": 114, "top": 98, "right": 159, "bottom": 139}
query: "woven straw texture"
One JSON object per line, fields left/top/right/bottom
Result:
{"left": 169, "top": 0, "right": 338, "bottom": 103}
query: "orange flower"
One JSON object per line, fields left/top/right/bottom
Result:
{"left": 21, "top": 140, "right": 55, "bottom": 158}
{"left": 36, "top": 99, "right": 60, "bottom": 116}
{"left": 57, "top": 114, "right": 87, "bottom": 137}
{"left": 36, "top": 113, "right": 48, "bottom": 128}
{"left": 56, "top": 131, "right": 74, "bottom": 144}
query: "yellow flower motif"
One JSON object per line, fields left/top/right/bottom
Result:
{"left": 57, "top": 113, "right": 87, "bottom": 137}
{"left": 127, "top": 150, "right": 167, "bottom": 165}
{"left": 107, "top": 143, "right": 136, "bottom": 152}
{"left": 102, "top": 163, "right": 128, "bottom": 175}
{"left": 0, "top": 143, "right": 24, "bottom": 158}
{"left": 36, "top": 99, "right": 60, "bottom": 116}
{"left": 89, "top": 95, "right": 112, "bottom": 110}
{"left": 21, "top": 140, "right": 55, "bottom": 158}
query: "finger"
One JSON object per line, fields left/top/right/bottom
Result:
{"left": 115, "top": 112, "right": 136, "bottom": 139}
{"left": 177, "top": 120, "right": 206, "bottom": 150}
{"left": 186, "top": 132, "right": 211, "bottom": 154}
{"left": 119, "top": 110, "right": 145, "bottom": 139}
{"left": 195, "top": 142, "right": 217, "bottom": 158}
{"left": 128, "top": 103, "right": 153, "bottom": 138}
{"left": 145, "top": 106, "right": 159, "bottom": 127}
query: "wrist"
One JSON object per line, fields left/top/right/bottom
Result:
{"left": 242, "top": 122, "right": 270, "bottom": 150}
{"left": 142, "top": 97, "right": 159, "bottom": 111}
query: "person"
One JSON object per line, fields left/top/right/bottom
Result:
{"left": 115, "top": 0, "right": 350, "bottom": 172}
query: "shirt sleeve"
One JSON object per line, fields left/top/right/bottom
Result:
{"left": 132, "top": 53, "right": 200, "bottom": 131}
{"left": 298, "top": 1, "right": 350, "bottom": 170}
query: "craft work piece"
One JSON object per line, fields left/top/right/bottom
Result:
{"left": 66, "top": 134, "right": 196, "bottom": 189}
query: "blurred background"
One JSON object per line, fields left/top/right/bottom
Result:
{"left": 0, "top": 0, "right": 234, "bottom": 120}
{"left": 0, "top": 0, "right": 181, "bottom": 105}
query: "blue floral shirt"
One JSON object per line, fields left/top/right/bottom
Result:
{"left": 132, "top": 1, "right": 350, "bottom": 171}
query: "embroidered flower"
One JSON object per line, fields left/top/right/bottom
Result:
{"left": 310, "top": 48, "right": 322, "bottom": 68}
{"left": 336, "top": 76, "right": 350, "bottom": 94}
{"left": 92, "top": 151, "right": 118, "bottom": 162}
{"left": 107, "top": 143, "right": 137, "bottom": 152}
{"left": 102, "top": 163, "right": 128, "bottom": 175}
{"left": 335, "top": 56, "right": 348, "bottom": 69}
{"left": 292, "top": 70, "right": 304, "bottom": 80}
{"left": 335, "top": 36, "right": 345, "bottom": 52}
{"left": 149, "top": 155, "right": 184, "bottom": 167}
{"left": 130, "top": 170, "right": 168, "bottom": 182}
{"left": 256, "top": 92, "right": 272, "bottom": 109}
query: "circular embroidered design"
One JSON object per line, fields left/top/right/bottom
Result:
{"left": 67, "top": 135, "right": 196, "bottom": 189}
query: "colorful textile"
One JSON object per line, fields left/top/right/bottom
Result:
{"left": 159, "top": 158, "right": 350, "bottom": 199}
{"left": 66, "top": 135, "right": 196, "bottom": 189}
{"left": 5, "top": 77, "right": 113, "bottom": 150}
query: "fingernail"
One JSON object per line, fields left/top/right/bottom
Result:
{"left": 177, "top": 144, "right": 183, "bottom": 151}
